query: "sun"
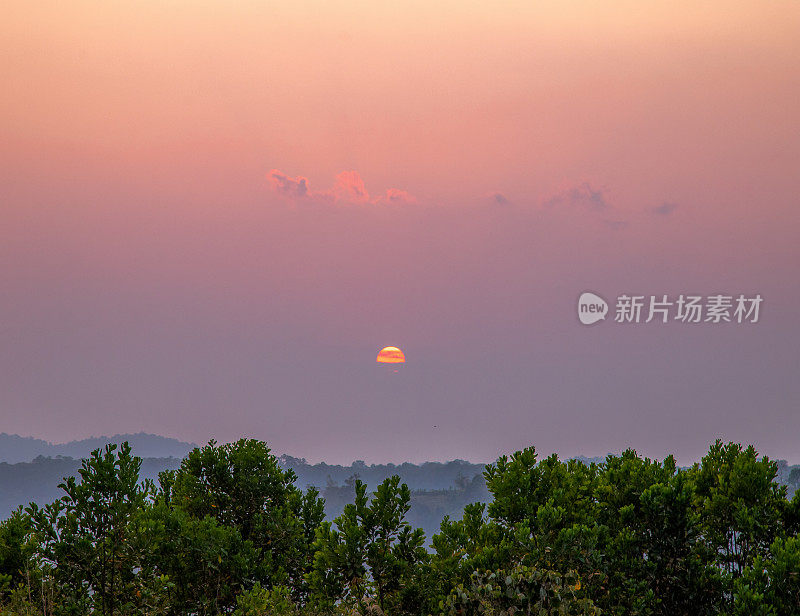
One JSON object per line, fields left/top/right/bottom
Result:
{"left": 376, "top": 346, "right": 405, "bottom": 364}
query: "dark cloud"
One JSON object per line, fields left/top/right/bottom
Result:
{"left": 268, "top": 169, "right": 417, "bottom": 206}
{"left": 653, "top": 202, "right": 678, "bottom": 216}
{"left": 492, "top": 192, "right": 511, "bottom": 205}
{"left": 543, "top": 182, "right": 610, "bottom": 210}
{"left": 268, "top": 169, "right": 309, "bottom": 199}
{"left": 378, "top": 188, "right": 418, "bottom": 205}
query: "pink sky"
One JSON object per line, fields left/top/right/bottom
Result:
{"left": 1, "top": 1, "right": 799, "bottom": 463}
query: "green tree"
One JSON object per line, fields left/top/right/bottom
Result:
{"left": 28, "top": 442, "right": 152, "bottom": 615}
{"left": 636, "top": 471, "right": 721, "bottom": 616}
{"left": 443, "top": 564, "right": 599, "bottom": 616}
{"left": 166, "top": 439, "right": 325, "bottom": 601}
{"left": 310, "top": 476, "right": 426, "bottom": 615}
{"left": 0, "top": 508, "right": 35, "bottom": 595}
{"left": 591, "top": 450, "right": 681, "bottom": 615}
{"left": 232, "top": 583, "right": 302, "bottom": 616}
{"left": 692, "top": 439, "right": 788, "bottom": 613}
{"left": 429, "top": 502, "right": 508, "bottom": 606}
{"left": 732, "top": 535, "right": 800, "bottom": 616}
{"left": 476, "top": 445, "right": 727, "bottom": 615}
{"left": 482, "top": 448, "right": 606, "bottom": 605}
{"left": 130, "top": 500, "right": 255, "bottom": 615}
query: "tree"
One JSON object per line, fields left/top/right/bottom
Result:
{"left": 591, "top": 450, "right": 681, "bottom": 615}
{"left": 28, "top": 442, "right": 152, "bottom": 615}
{"left": 479, "top": 445, "right": 726, "bottom": 615}
{"left": 310, "top": 476, "right": 427, "bottom": 615}
{"left": 166, "top": 439, "right": 325, "bottom": 601}
{"left": 693, "top": 441, "right": 788, "bottom": 584}
{"left": 0, "top": 508, "right": 35, "bottom": 595}
{"left": 482, "top": 447, "right": 606, "bottom": 606}
{"left": 430, "top": 503, "right": 508, "bottom": 603}
{"left": 130, "top": 500, "right": 256, "bottom": 615}
{"left": 636, "top": 471, "right": 721, "bottom": 616}
{"left": 443, "top": 564, "right": 599, "bottom": 616}
{"left": 733, "top": 536, "right": 800, "bottom": 616}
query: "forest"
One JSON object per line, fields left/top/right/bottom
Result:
{"left": 1, "top": 439, "right": 799, "bottom": 615}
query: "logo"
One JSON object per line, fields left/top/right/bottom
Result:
{"left": 578, "top": 292, "right": 608, "bottom": 325}
{"left": 577, "top": 291, "right": 763, "bottom": 325}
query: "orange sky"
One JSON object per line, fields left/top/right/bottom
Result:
{"left": 3, "top": 1, "right": 798, "bottom": 208}
{"left": 1, "top": 1, "right": 799, "bottom": 463}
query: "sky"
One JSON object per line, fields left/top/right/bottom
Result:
{"left": 1, "top": 1, "right": 799, "bottom": 464}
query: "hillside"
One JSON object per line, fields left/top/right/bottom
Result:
{"left": 0, "top": 432, "right": 196, "bottom": 463}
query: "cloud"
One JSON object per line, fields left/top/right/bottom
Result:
{"left": 538, "top": 182, "right": 628, "bottom": 229}
{"left": 268, "top": 169, "right": 416, "bottom": 206}
{"left": 492, "top": 192, "right": 511, "bottom": 205}
{"left": 332, "top": 171, "right": 370, "bottom": 204}
{"left": 603, "top": 219, "right": 628, "bottom": 230}
{"left": 543, "top": 182, "right": 610, "bottom": 210}
{"left": 653, "top": 202, "right": 678, "bottom": 216}
{"left": 267, "top": 169, "right": 309, "bottom": 199}
{"left": 380, "top": 188, "right": 418, "bottom": 205}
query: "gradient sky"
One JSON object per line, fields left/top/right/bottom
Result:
{"left": 1, "top": 1, "right": 799, "bottom": 464}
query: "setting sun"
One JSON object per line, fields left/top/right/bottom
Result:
{"left": 376, "top": 346, "right": 405, "bottom": 364}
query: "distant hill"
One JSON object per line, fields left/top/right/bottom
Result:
{"left": 278, "top": 455, "right": 489, "bottom": 491}
{"left": 0, "top": 435, "right": 797, "bottom": 542}
{"left": 0, "top": 456, "right": 184, "bottom": 519}
{"left": 0, "top": 435, "right": 493, "bottom": 535}
{"left": 0, "top": 432, "right": 196, "bottom": 463}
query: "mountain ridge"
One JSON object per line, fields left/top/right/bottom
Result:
{"left": 0, "top": 432, "right": 196, "bottom": 463}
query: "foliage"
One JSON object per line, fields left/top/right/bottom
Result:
{"left": 28, "top": 442, "right": 152, "bottom": 615}
{"left": 0, "top": 439, "right": 797, "bottom": 615}
{"left": 732, "top": 535, "right": 800, "bottom": 616}
{"left": 130, "top": 500, "right": 254, "bottom": 614}
{"left": 443, "top": 564, "right": 599, "bottom": 616}
{"left": 233, "top": 584, "right": 298, "bottom": 616}
{"left": 0, "top": 508, "right": 35, "bottom": 593}
{"left": 165, "top": 438, "right": 325, "bottom": 601}
{"left": 310, "top": 476, "right": 427, "bottom": 615}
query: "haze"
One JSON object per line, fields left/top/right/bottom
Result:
{"left": 1, "top": 1, "right": 799, "bottom": 464}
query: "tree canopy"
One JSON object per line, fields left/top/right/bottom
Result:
{"left": 1, "top": 438, "right": 799, "bottom": 615}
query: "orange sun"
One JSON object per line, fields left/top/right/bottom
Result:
{"left": 376, "top": 346, "right": 405, "bottom": 364}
